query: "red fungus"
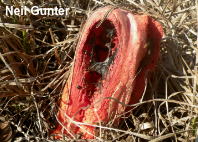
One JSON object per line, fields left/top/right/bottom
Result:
{"left": 50, "top": 6, "right": 163, "bottom": 139}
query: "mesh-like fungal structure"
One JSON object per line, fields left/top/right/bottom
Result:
{"left": 50, "top": 6, "right": 163, "bottom": 139}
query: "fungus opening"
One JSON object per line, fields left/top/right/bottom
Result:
{"left": 82, "top": 20, "right": 118, "bottom": 96}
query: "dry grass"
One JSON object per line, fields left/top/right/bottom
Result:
{"left": 0, "top": 0, "right": 197, "bottom": 141}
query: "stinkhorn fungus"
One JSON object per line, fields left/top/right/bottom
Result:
{"left": 50, "top": 6, "right": 163, "bottom": 139}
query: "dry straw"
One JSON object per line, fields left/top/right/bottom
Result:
{"left": 0, "top": 0, "right": 197, "bottom": 141}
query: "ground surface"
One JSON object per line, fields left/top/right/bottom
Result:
{"left": 0, "top": 0, "right": 197, "bottom": 141}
